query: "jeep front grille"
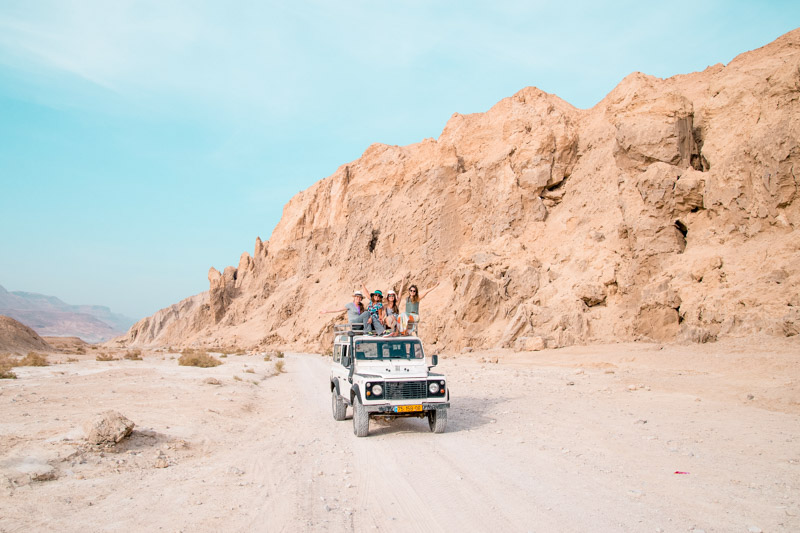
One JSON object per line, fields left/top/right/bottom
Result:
{"left": 384, "top": 380, "right": 427, "bottom": 400}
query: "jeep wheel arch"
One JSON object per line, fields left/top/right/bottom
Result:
{"left": 350, "top": 384, "right": 362, "bottom": 405}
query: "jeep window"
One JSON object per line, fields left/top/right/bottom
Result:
{"left": 354, "top": 340, "right": 424, "bottom": 360}
{"left": 333, "top": 344, "right": 341, "bottom": 363}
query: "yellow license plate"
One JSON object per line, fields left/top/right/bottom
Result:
{"left": 394, "top": 405, "right": 423, "bottom": 413}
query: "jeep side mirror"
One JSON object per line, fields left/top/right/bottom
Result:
{"left": 430, "top": 354, "right": 438, "bottom": 367}
{"left": 341, "top": 355, "right": 351, "bottom": 368}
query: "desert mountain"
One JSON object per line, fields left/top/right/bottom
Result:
{"left": 0, "top": 315, "right": 54, "bottom": 355}
{"left": 0, "top": 285, "right": 135, "bottom": 343}
{"left": 119, "top": 29, "right": 800, "bottom": 352}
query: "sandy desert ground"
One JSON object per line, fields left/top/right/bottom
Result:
{"left": 1, "top": 337, "right": 799, "bottom": 532}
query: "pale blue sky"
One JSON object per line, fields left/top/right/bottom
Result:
{"left": 1, "top": 1, "right": 798, "bottom": 319}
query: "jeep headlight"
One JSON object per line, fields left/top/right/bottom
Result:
{"left": 372, "top": 384, "right": 383, "bottom": 396}
{"left": 428, "top": 382, "right": 440, "bottom": 394}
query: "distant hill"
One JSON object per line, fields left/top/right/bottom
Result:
{"left": 0, "top": 285, "right": 135, "bottom": 343}
{"left": 0, "top": 315, "right": 54, "bottom": 354}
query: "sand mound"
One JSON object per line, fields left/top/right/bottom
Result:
{"left": 0, "top": 315, "right": 54, "bottom": 355}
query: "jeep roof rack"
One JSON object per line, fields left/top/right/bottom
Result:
{"left": 333, "top": 322, "right": 422, "bottom": 342}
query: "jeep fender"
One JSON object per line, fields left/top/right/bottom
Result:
{"left": 331, "top": 379, "right": 340, "bottom": 396}
{"left": 350, "top": 384, "right": 362, "bottom": 404}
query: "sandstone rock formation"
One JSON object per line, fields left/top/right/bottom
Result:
{"left": 118, "top": 29, "right": 800, "bottom": 352}
{"left": 0, "top": 315, "right": 54, "bottom": 354}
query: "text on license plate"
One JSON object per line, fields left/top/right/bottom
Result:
{"left": 394, "top": 405, "right": 423, "bottom": 413}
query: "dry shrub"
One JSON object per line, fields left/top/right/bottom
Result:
{"left": 263, "top": 354, "right": 271, "bottom": 362}
{"left": 124, "top": 350, "right": 143, "bottom": 361}
{"left": 178, "top": 351, "right": 222, "bottom": 368}
{"left": 76, "top": 346, "right": 86, "bottom": 354}
{"left": 220, "top": 354, "right": 228, "bottom": 358}
{"left": 275, "top": 360, "right": 285, "bottom": 373}
{"left": 275, "top": 351, "right": 285, "bottom": 359}
{"left": 66, "top": 357, "right": 79, "bottom": 363}
{"left": 0, "top": 354, "right": 17, "bottom": 379}
{"left": 19, "top": 352, "right": 49, "bottom": 366}
{"left": 244, "top": 368, "right": 255, "bottom": 374}
{"left": 96, "top": 353, "right": 118, "bottom": 362}
{"left": 233, "top": 375, "right": 242, "bottom": 382}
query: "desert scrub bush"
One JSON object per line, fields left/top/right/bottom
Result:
{"left": 263, "top": 354, "right": 271, "bottom": 362}
{"left": 0, "top": 354, "right": 17, "bottom": 379}
{"left": 96, "top": 353, "right": 118, "bottom": 362}
{"left": 178, "top": 351, "right": 222, "bottom": 368}
{"left": 66, "top": 357, "right": 79, "bottom": 363}
{"left": 124, "top": 349, "right": 143, "bottom": 361}
{"left": 19, "top": 352, "right": 49, "bottom": 366}
{"left": 275, "top": 360, "right": 285, "bottom": 373}
{"left": 76, "top": 346, "right": 86, "bottom": 354}
{"left": 219, "top": 353, "right": 228, "bottom": 358}
{"left": 244, "top": 368, "right": 255, "bottom": 374}
{"left": 275, "top": 351, "right": 284, "bottom": 359}
{"left": 233, "top": 375, "right": 242, "bottom": 382}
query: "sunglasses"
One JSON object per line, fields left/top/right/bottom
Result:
{"left": 410, "top": 289, "right": 417, "bottom": 293}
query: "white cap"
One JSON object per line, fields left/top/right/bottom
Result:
{"left": 353, "top": 290, "right": 364, "bottom": 297}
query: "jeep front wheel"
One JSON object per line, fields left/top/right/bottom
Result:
{"left": 428, "top": 409, "right": 447, "bottom": 433}
{"left": 352, "top": 395, "right": 369, "bottom": 437}
{"left": 331, "top": 388, "right": 347, "bottom": 421}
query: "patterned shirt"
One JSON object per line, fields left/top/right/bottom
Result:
{"left": 367, "top": 302, "right": 383, "bottom": 322}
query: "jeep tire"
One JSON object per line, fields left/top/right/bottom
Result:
{"left": 428, "top": 408, "right": 447, "bottom": 434}
{"left": 331, "top": 388, "right": 347, "bottom": 421}
{"left": 353, "top": 395, "right": 369, "bottom": 437}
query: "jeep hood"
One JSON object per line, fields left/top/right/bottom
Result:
{"left": 356, "top": 359, "right": 429, "bottom": 379}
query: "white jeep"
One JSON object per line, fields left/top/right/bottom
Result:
{"left": 329, "top": 325, "right": 450, "bottom": 437}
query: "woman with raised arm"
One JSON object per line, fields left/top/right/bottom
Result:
{"left": 397, "top": 282, "right": 439, "bottom": 335}
{"left": 319, "top": 290, "right": 368, "bottom": 330}
{"left": 361, "top": 283, "right": 386, "bottom": 335}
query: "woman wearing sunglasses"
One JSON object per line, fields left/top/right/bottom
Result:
{"left": 361, "top": 283, "right": 386, "bottom": 335}
{"left": 397, "top": 282, "right": 438, "bottom": 335}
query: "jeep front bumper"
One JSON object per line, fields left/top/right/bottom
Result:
{"left": 364, "top": 402, "right": 450, "bottom": 414}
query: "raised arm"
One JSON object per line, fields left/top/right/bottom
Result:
{"left": 419, "top": 282, "right": 440, "bottom": 300}
{"left": 362, "top": 283, "right": 371, "bottom": 299}
{"left": 319, "top": 306, "right": 347, "bottom": 315}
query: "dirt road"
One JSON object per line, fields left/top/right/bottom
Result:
{"left": 1, "top": 339, "right": 799, "bottom": 532}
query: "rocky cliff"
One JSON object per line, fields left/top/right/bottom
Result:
{"left": 118, "top": 29, "right": 800, "bottom": 352}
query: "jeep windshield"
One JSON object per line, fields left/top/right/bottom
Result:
{"left": 354, "top": 339, "right": 425, "bottom": 360}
